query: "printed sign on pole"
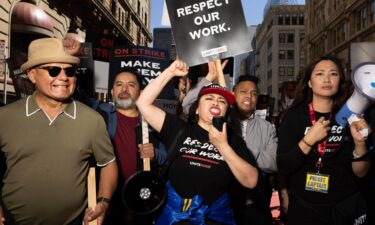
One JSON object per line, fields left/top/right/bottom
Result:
{"left": 166, "top": 0, "right": 251, "bottom": 66}
{"left": 108, "top": 45, "right": 175, "bottom": 100}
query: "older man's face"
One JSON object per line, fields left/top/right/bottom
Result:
{"left": 27, "top": 63, "right": 76, "bottom": 102}
{"left": 111, "top": 72, "right": 141, "bottom": 110}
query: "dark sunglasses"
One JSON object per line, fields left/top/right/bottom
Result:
{"left": 35, "top": 66, "right": 77, "bottom": 77}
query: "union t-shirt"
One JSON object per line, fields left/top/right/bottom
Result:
{"left": 160, "top": 113, "right": 256, "bottom": 205}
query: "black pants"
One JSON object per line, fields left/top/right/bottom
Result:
{"left": 242, "top": 204, "right": 273, "bottom": 225}
{"left": 287, "top": 192, "right": 367, "bottom": 225}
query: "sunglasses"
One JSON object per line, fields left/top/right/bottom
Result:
{"left": 35, "top": 66, "right": 77, "bottom": 77}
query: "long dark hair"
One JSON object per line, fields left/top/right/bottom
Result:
{"left": 290, "top": 55, "right": 346, "bottom": 114}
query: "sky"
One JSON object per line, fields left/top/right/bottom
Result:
{"left": 150, "top": 0, "right": 306, "bottom": 32}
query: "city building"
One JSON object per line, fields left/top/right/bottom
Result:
{"left": 0, "top": 0, "right": 152, "bottom": 103}
{"left": 255, "top": 1, "right": 305, "bottom": 113}
{"left": 246, "top": 25, "right": 259, "bottom": 78}
{"left": 306, "top": 0, "right": 375, "bottom": 78}
{"left": 153, "top": 27, "right": 176, "bottom": 60}
{"left": 232, "top": 26, "right": 256, "bottom": 81}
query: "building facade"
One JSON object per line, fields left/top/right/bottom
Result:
{"left": 0, "top": 0, "right": 152, "bottom": 103}
{"left": 153, "top": 27, "right": 176, "bottom": 60}
{"left": 306, "top": 0, "right": 375, "bottom": 78}
{"left": 255, "top": 4, "right": 305, "bottom": 113}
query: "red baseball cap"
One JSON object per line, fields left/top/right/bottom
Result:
{"left": 198, "top": 83, "right": 235, "bottom": 105}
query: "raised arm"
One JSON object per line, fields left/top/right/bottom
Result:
{"left": 182, "top": 60, "right": 228, "bottom": 114}
{"left": 136, "top": 60, "right": 189, "bottom": 132}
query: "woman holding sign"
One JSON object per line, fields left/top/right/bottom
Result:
{"left": 277, "top": 55, "right": 370, "bottom": 225}
{"left": 136, "top": 59, "right": 258, "bottom": 225}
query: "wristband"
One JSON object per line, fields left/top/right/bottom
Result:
{"left": 97, "top": 197, "right": 110, "bottom": 204}
{"left": 302, "top": 138, "right": 313, "bottom": 147}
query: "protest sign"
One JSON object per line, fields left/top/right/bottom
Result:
{"left": 75, "top": 43, "right": 95, "bottom": 98}
{"left": 166, "top": 0, "right": 251, "bottom": 66}
{"left": 6, "top": 50, "right": 34, "bottom": 98}
{"left": 86, "top": 34, "right": 127, "bottom": 93}
{"left": 108, "top": 45, "right": 175, "bottom": 100}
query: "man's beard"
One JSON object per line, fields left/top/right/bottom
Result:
{"left": 235, "top": 105, "right": 254, "bottom": 120}
{"left": 114, "top": 98, "right": 136, "bottom": 110}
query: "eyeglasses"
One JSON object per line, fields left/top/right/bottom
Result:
{"left": 35, "top": 66, "right": 77, "bottom": 77}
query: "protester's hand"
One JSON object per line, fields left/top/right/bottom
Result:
{"left": 350, "top": 117, "right": 371, "bottom": 143}
{"left": 166, "top": 59, "right": 189, "bottom": 77}
{"left": 304, "top": 117, "right": 331, "bottom": 145}
{"left": 206, "top": 59, "right": 228, "bottom": 82}
{"left": 83, "top": 202, "right": 108, "bottom": 225}
{"left": 0, "top": 207, "right": 5, "bottom": 225}
{"left": 138, "top": 143, "right": 155, "bottom": 160}
{"left": 178, "top": 78, "right": 191, "bottom": 103}
{"left": 209, "top": 122, "right": 229, "bottom": 150}
{"left": 178, "top": 78, "right": 191, "bottom": 94}
{"left": 63, "top": 37, "right": 81, "bottom": 56}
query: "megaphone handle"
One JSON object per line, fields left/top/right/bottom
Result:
{"left": 142, "top": 116, "right": 151, "bottom": 171}
{"left": 214, "top": 59, "right": 226, "bottom": 87}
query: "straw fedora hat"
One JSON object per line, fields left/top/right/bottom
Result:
{"left": 21, "top": 38, "right": 80, "bottom": 71}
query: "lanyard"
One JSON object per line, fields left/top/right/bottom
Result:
{"left": 308, "top": 103, "right": 332, "bottom": 156}
{"left": 308, "top": 103, "right": 331, "bottom": 172}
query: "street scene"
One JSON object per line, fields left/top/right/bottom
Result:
{"left": 0, "top": 0, "right": 374, "bottom": 225}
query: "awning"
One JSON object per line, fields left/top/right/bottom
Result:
{"left": 11, "top": 2, "right": 54, "bottom": 37}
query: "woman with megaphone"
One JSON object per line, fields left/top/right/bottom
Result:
{"left": 277, "top": 55, "right": 370, "bottom": 225}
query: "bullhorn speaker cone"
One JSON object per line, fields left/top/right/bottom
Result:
{"left": 122, "top": 171, "right": 166, "bottom": 215}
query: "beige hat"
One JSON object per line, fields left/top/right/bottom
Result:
{"left": 21, "top": 38, "right": 80, "bottom": 71}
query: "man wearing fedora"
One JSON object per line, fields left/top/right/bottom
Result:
{"left": 0, "top": 38, "right": 118, "bottom": 225}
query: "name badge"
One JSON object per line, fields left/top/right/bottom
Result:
{"left": 305, "top": 172, "right": 330, "bottom": 194}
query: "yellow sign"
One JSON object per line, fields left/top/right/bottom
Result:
{"left": 305, "top": 172, "right": 329, "bottom": 194}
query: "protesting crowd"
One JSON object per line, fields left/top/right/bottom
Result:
{"left": 0, "top": 36, "right": 374, "bottom": 225}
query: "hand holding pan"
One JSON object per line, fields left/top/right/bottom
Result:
{"left": 122, "top": 117, "right": 166, "bottom": 215}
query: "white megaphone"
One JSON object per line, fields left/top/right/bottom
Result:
{"left": 335, "top": 62, "right": 375, "bottom": 129}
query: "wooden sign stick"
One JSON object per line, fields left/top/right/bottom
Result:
{"left": 87, "top": 167, "right": 97, "bottom": 225}
{"left": 142, "top": 116, "right": 151, "bottom": 171}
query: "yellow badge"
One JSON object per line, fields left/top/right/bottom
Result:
{"left": 305, "top": 172, "right": 329, "bottom": 194}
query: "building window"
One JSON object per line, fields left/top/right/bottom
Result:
{"left": 278, "top": 16, "right": 284, "bottom": 25}
{"left": 268, "top": 37, "right": 273, "bottom": 49}
{"left": 279, "top": 50, "right": 286, "bottom": 60}
{"left": 287, "top": 33, "right": 294, "bottom": 43}
{"left": 279, "top": 33, "right": 294, "bottom": 43}
{"left": 356, "top": 6, "right": 368, "bottom": 31}
{"left": 292, "top": 16, "right": 297, "bottom": 25}
{"left": 279, "top": 67, "right": 285, "bottom": 76}
{"left": 268, "top": 69, "right": 272, "bottom": 80}
{"left": 287, "top": 67, "right": 294, "bottom": 76}
{"left": 279, "top": 34, "right": 286, "bottom": 43}
{"left": 111, "top": 0, "right": 116, "bottom": 14}
{"left": 285, "top": 16, "right": 290, "bottom": 25}
{"left": 268, "top": 86, "right": 272, "bottom": 95}
{"left": 268, "top": 53, "right": 273, "bottom": 64}
{"left": 299, "top": 15, "right": 304, "bottom": 25}
{"left": 339, "top": 21, "right": 346, "bottom": 43}
{"left": 287, "top": 50, "right": 294, "bottom": 60}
